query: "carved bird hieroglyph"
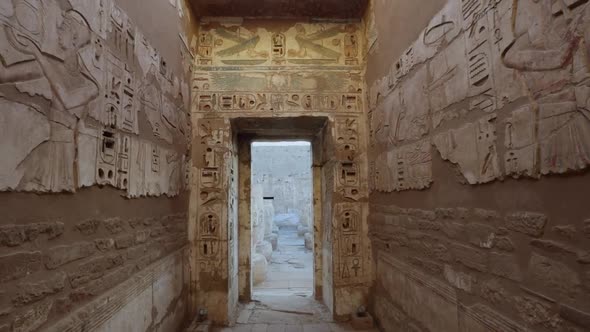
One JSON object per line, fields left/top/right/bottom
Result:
{"left": 288, "top": 24, "right": 342, "bottom": 60}
{"left": 215, "top": 27, "right": 269, "bottom": 58}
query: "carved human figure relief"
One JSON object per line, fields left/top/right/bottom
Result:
{"left": 502, "top": 0, "right": 590, "bottom": 176}
{"left": 0, "top": 5, "right": 100, "bottom": 192}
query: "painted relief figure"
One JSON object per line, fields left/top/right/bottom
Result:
{"left": 0, "top": 6, "right": 99, "bottom": 192}
{"left": 288, "top": 24, "right": 342, "bottom": 62}
{"left": 502, "top": 0, "right": 590, "bottom": 175}
{"left": 215, "top": 27, "right": 268, "bottom": 59}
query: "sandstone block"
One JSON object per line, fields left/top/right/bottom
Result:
{"left": 530, "top": 239, "right": 575, "bottom": 256}
{"left": 103, "top": 218, "right": 125, "bottom": 234}
{"left": 473, "top": 208, "right": 501, "bottom": 221}
{"left": 0, "top": 222, "right": 64, "bottom": 247}
{"left": 493, "top": 236, "right": 515, "bottom": 252}
{"left": 252, "top": 253, "right": 268, "bottom": 285}
{"left": 0, "top": 251, "right": 43, "bottom": 282}
{"left": 45, "top": 242, "right": 95, "bottom": 269}
{"left": 527, "top": 253, "right": 580, "bottom": 299}
{"left": 115, "top": 234, "right": 135, "bottom": 249}
{"left": 13, "top": 272, "right": 66, "bottom": 307}
{"left": 514, "top": 296, "right": 559, "bottom": 328}
{"left": 465, "top": 223, "right": 495, "bottom": 249}
{"left": 416, "top": 219, "right": 440, "bottom": 231}
{"left": 478, "top": 279, "right": 509, "bottom": 305}
{"left": 407, "top": 208, "right": 436, "bottom": 221}
{"left": 443, "top": 265, "right": 473, "bottom": 292}
{"left": 69, "top": 254, "right": 125, "bottom": 288}
{"left": 70, "top": 265, "right": 134, "bottom": 303}
{"left": 505, "top": 212, "right": 547, "bottom": 237}
{"left": 128, "top": 218, "right": 143, "bottom": 229}
{"left": 452, "top": 243, "right": 487, "bottom": 272}
{"left": 76, "top": 219, "right": 101, "bottom": 235}
{"left": 135, "top": 230, "right": 151, "bottom": 244}
{"left": 0, "top": 225, "right": 25, "bottom": 247}
{"left": 95, "top": 238, "right": 115, "bottom": 252}
{"left": 12, "top": 300, "right": 52, "bottom": 332}
{"left": 151, "top": 226, "right": 166, "bottom": 238}
{"left": 126, "top": 245, "right": 148, "bottom": 260}
{"left": 552, "top": 225, "right": 576, "bottom": 239}
{"left": 441, "top": 222, "right": 465, "bottom": 240}
{"left": 489, "top": 253, "right": 522, "bottom": 282}
{"left": 25, "top": 223, "right": 64, "bottom": 242}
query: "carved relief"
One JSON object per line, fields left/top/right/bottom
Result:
{"left": 427, "top": 35, "right": 468, "bottom": 126}
{"left": 335, "top": 117, "right": 359, "bottom": 160}
{"left": 343, "top": 24, "right": 359, "bottom": 65}
{"left": 108, "top": 4, "right": 135, "bottom": 64}
{"left": 500, "top": 0, "right": 590, "bottom": 176}
{"left": 96, "top": 128, "right": 118, "bottom": 186}
{"left": 370, "top": 0, "right": 590, "bottom": 189}
{"left": 0, "top": 0, "right": 189, "bottom": 195}
{"left": 334, "top": 204, "right": 364, "bottom": 286}
{"left": 434, "top": 114, "right": 501, "bottom": 184}
{"left": 504, "top": 105, "right": 538, "bottom": 177}
{"left": 374, "top": 140, "right": 433, "bottom": 192}
{"left": 271, "top": 33, "right": 286, "bottom": 65}
{"left": 215, "top": 26, "right": 268, "bottom": 65}
{"left": 196, "top": 22, "right": 360, "bottom": 68}
{"left": 197, "top": 31, "right": 213, "bottom": 65}
{"left": 200, "top": 210, "right": 220, "bottom": 239}
{"left": 90, "top": 53, "right": 138, "bottom": 134}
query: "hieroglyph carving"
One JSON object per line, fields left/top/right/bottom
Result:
{"left": 194, "top": 118, "right": 230, "bottom": 278}
{"left": 192, "top": 71, "right": 363, "bottom": 113}
{"left": 369, "top": 0, "right": 590, "bottom": 189}
{"left": 0, "top": 0, "right": 190, "bottom": 195}
{"left": 196, "top": 22, "right": 361, "bottom": 67}
{"left": 372, "top": 139, "right": 433, "bottom": 192}
{"left": 334, "top": 203, "right": 365, "bottom": 286}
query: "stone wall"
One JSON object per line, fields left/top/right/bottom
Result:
{"left": 366, "top": 0, "right": 590, "bottom": 331}
{"left": 0, "top": 0, "right": 196, "bottom": 330}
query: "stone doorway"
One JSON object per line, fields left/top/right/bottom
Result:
{"left": 234, "top": 117, "right": 327, "bottom": 310}
{"left": 250, "top": 141, "right": 314, "bottom": 298}
{"left": 191, "top": 115, "right": 371, "bottom": 325}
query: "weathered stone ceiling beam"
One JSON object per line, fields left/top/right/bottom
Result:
{"left": 189, "top": 0, "right": 369, "bottom": 19}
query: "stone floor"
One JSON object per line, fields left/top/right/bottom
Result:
{"left": 254, "top": 225, "right": 313, "bottom": 296}
{"left": 185, "top": 226, "right": 377, "bottom": 332}
{"left": 202, "top": 294, "right": 378, "bottom": 331}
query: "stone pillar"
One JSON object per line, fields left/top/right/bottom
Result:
{"left": 329, "top": 116, "right": 372, "bottom": 320}
{"left": 238, "top": 139, "right": 253, "bottom": 301}
{"left": 189, "top": 117, "right": 234, "bottom": 324}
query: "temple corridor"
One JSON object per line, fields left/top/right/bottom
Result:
{"left": 1, "top": 0, "right": 589, "bottom": 331}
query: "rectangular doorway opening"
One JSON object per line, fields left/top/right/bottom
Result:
{"left": 250, "top": 140, "right": 314, "bottom": 298}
